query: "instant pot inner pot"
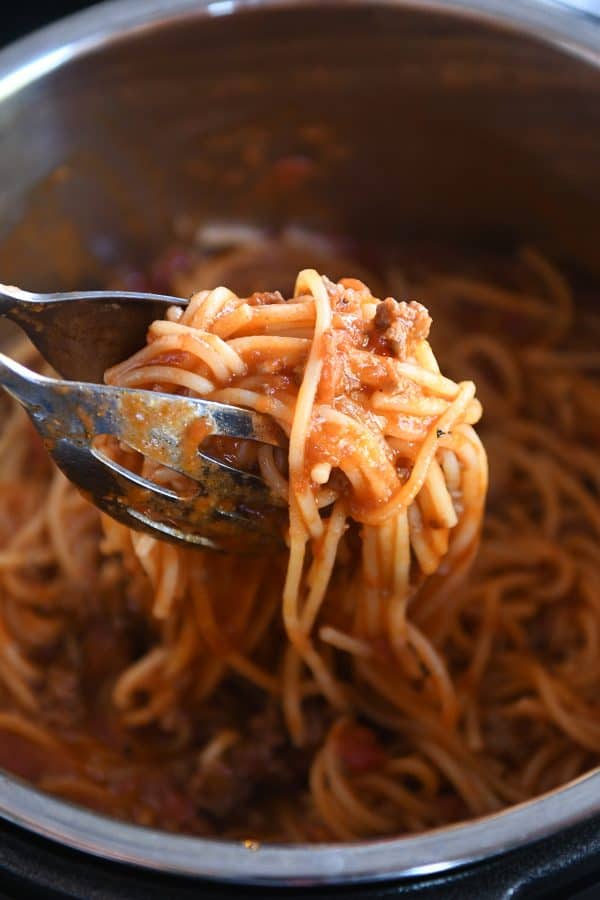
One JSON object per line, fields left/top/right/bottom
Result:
{"left": 2, "top": 1, "right": 600, "bottom": 892}
{"left": 0, "top": 3, "right": 599, "bottom": 298}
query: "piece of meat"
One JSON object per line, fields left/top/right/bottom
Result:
{"left": 191, "top": 700, "right": 332, "bottom": 821}
{"left": 247, "top": 291, "right": 285, "bottom": 307}
{"left": 374, "top": 298, "right": 432, "bottom": 359}
{"left": 482, "top": 711, "right": 544, "bottom": 767}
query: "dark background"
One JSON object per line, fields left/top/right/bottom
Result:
{"left": 2, "top": 1, "right": 98, "bottom": 47}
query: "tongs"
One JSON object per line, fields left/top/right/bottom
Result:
{"left": 0, "top": 284, "right": 286, "bottom": 552}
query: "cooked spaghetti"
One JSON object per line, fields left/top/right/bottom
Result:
{"left": 0, "top": 245, "right": 599, "bottom": 842}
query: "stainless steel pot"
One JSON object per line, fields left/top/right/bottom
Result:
{"left": 0, "top": 0, "right": 599, "bottom": 888}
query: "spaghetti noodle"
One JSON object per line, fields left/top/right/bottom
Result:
{"left": 0, "top": 246, "right": 599, "bottom": 842}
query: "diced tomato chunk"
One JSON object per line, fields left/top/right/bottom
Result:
{"left": 336, "top": 725, "right": 387, "bottom": 773}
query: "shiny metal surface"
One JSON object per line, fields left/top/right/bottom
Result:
{"left": 1, "top": 0, "right": 600, "bottom": 302}
{"left": 0, "top": 283, "right": 187, "bottom": 382}
{"left": 0, "top": 0, "right": 599, "bottom": 886}
{"left": 0, "top": 352, "right": 284, "bottom": 551}
{"left": 1, "top": 764, "right": 600, "bottom": 885}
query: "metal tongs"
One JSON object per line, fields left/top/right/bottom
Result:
{"left": 0, "top": 284, "right": 286, "bottom": 552}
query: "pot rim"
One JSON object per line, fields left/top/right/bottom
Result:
{"left": 1, "top": 0, "right": 600, "bottom": 886}
{"left": 2, "top": 766, "right": 600, "bottom": 884}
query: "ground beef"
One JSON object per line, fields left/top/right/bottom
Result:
{"left": 482, "top": 711, "right": 545, "bottom": 767}
{"left": 247, "top": 290, "right": 285, "bottom": 306}
{"left": 191, "top": 699, "right": 332, "bottom": 822}
{"left": 374, "top": 298, "right": 432, "bottom": 360}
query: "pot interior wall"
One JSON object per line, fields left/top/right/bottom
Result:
{"left": 0, "top": 1, "right": 599, "bottom": 315}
